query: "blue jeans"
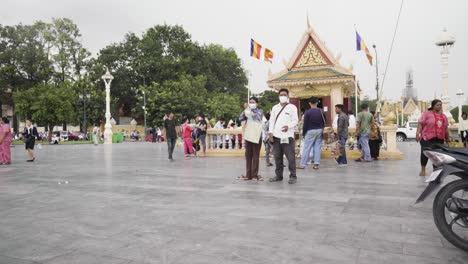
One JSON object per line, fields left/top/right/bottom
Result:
{"left": 301, "top": 129, "right": 323, "bottom": 166}
{"left": 264, "top": 140, "right": 272, "bottom": 164}
{"left": 359, "top": 133, "right": 372, "bottom": 161}
{"left": 336, "top": 136, "right": 347, "bottom": 164}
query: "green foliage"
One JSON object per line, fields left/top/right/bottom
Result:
{"left": 137, "top": 75, "right": 208, "bottom": 126}
{"left": 257, "top": 90, "right": 279, "bottom": 114}
{"left": 204, "top": 93, "right": 244, "bottom": 123}
{"left": 4, "top": 20, "right": 249, "bottom": 132}
{"left": 13, "top": 82, "right": 75, "bottom": 129}
{"left": 450, "top": 105, "right": 468, "bottom": 123}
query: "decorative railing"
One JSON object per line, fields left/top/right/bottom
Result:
{"left": 206, "top": 128, "right": 245, "bottom": 150}
{"left": 205, "top": 125, "right": 402, "bottom": 159}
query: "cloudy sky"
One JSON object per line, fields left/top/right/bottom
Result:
{"left": 2, "top": 0, "right": 466, "bottom": 104}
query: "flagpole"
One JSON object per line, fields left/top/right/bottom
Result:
{"left": 355, "top": 78, "right": 358, "bottom": 116}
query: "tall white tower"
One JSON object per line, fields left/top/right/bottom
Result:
{"left": 435, "top": 28, "right": 456, "bottom": 120}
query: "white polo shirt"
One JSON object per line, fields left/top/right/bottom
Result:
{"left": 268, "top": 103, "right": 298, "bottom": 139}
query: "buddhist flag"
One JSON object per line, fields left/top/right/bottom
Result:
{"left": 355, "top": 31, "right": 373, "bottom": 65}
{"left": 250, "top": 39, "right": 262, "bottom": 59}
{"left": 264, "top": 48, "right": 274, "bottom": 63}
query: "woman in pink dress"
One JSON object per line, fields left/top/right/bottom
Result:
{"left": 0, "top": 117, "right": 12, "bottom": 165}
{"left": 416, "top": 99, "right": 450, "bottom": 176}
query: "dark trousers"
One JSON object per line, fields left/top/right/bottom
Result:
{"left": 336, "top": 136, "right": 347, "bottom": 164}
{"left": 167, "top": 137, "right": 177, "bottom": 159}
{"left": 369, "top": 139, "right": 380, "bottom": 159}
{"left": 420, "top": 138, "right": 444, "bottom": 167}
{"left": 273, "top": 137, "right": 296, "bottom": 179}
{"left": 245, "top": 139, "right": 262, "bottom": 178}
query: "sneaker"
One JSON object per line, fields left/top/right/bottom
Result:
{"left": 269, "top": 177, "right": 283, "bottom": 182}
{"left": 338, "top": 163, "right": 348, "bottom": 167}
{"left": 288, "top": 177, "right": 297, "bottom": 184}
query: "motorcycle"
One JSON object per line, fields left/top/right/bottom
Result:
{"left": 415, "top": 144, "right": 468, "bottom": 252}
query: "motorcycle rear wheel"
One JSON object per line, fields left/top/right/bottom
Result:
{"left": 433, "top": 179, "right": 468, "bottom": 252}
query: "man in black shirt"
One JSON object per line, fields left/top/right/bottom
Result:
{"left": 163, "top": 111, "right": 179, "bottom": 160}
{"left": 196, "top": 113, "right": 208, "bottom": 157}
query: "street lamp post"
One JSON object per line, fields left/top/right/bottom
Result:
{"left": 79, "top": 93, "right": 90, "bottom": 134}
{"left": 456, "top": 89, "right": 464, "bottom": 122}
{"left": 373, "top": 44, "right": 381, "bottom": 122}
{"left": 372, "top": 44, "right": 379, "bottom": 102}
{"left": 142, "top": 91, "right": 147, "bottom": 136}
{"left": 101, "top": 69, "right": 114, "bottom": 144}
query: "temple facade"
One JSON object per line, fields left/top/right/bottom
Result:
{"left": 267, "top": 22, "right": 357, "bottom": 125}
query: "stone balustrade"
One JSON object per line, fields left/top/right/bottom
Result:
{"left": 205, "top": 125, "right": 403, "bottom": 159}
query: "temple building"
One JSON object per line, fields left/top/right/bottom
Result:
{"left": 267, "top": 20, "right": 357, "bottom": 125}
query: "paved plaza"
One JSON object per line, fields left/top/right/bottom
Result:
{"left": 0, "top": 142, "right": 468, "bottom": 264}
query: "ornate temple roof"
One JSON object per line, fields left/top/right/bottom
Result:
{"left": 267, "top": 19, "right": 355, "bottom": 89}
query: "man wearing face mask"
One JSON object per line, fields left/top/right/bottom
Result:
{"left": 238, "top": 97, "right": 264, "bottom": 181}
{"left": 268, "top": 89, "right": 299, "bottom": 184}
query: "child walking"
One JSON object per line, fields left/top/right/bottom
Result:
{"left": 182, "top": 118, "right": 194, "bottom": 157}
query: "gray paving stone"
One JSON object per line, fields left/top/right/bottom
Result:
{"left": 42, "top": 251, "right": 130, "bottom": 264}
{"left": 0, "top": 255, "right": 38, "bottom": 264}
{"left": 1, "top": 142, "right": 468, "bottom": 264}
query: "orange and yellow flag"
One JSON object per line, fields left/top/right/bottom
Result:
{"left": 264, "top": 48, "right": 274, "bottom": 63}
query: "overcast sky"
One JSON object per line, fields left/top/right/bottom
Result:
{"left": 2, "top": 0, "right": 467, "bottom": 104}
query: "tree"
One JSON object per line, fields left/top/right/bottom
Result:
{"left": 198, "top": 44, "right": 248, "bottom": 96}
{"left": 257, "top": 90, "right": 279, "bottom": 113}
{"left": 138, "top": 74, "right": 208, "bottom": 126}
{"left": 13, "top": 82, "right": 75, "bottom": 136}
{"left": 48, "top": 18, "right": 91, "bottom": 83}
{"left": 450, "top": 105, "right": 468, "bottom": 123}
{"left": 204, "top": 93, "right": 244, "bottom": 123}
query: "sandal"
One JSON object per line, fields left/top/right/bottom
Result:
{"left": 237, "top": 175, "right": 252, "bottom": 180}
{"left": 296, "top": 166, "right": 305, "bottom": 169}
{"left": 253, "top": 175, "right": 264, "bottom": 181}
{"left": 312, "top": 165, "right": 319, "bottom": 170}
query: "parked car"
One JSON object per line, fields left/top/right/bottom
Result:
{"left": 60, "top": 131, "right": 69, "bottom": 141}
{"left": 68, "top": 132, "right": 82, "bottom": 141}
{"left": 396, "top": 121, "right": 418, "bottom": 141}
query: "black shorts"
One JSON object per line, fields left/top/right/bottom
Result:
{"left": 25, "top": 139, "right": 35, "bottom": 150}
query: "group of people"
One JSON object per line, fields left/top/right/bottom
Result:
{"left": 236, "top": 90, "right": 463, "bottom": 184}
{"left": 0, "top": 119, "right": 38, "bottom": 165}
{"left": 163, "top": 112, "right": 209, "bottom": 160}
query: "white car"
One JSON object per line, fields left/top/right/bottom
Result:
{"left": 396, "top": 121, "right": 418, "bottom": 141}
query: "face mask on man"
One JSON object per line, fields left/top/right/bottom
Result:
{"left": 249, "top": 103, "right": 257, "bottom": 110}
{"left": 279, "top": 96, "right": 288, "bottom": 103}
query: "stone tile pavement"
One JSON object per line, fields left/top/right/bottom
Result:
{"left": 0, "top": 141, "right": 467, "bottom": 264}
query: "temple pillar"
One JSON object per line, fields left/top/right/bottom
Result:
{"left": 330, "top": 85, "right": 343, "bottom": 125}
{"left": 321, "top": 96, "right": 332, "bottom": 126}
{"left": 289, "top": 98, "right": 301, "bottom": 117}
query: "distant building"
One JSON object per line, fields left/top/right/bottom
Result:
{"left": 402, "top": 69, "right": 418, "bottom": 105}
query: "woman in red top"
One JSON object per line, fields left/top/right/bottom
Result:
{"left": 0, "top": 117, "right": 12, "bottom": 165}
{"left": 416, "top": 99, "right": 450, "bottom": 176}
{"left": 182, "top": 118, "right": 194, "bottom": 157}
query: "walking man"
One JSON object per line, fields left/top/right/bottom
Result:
{"left": 268, "top": 88, "right": 299, "bottom": 184}
{"left": 355, "top": 104, "right": 373, "bottom": 162}
{"left": 163, "top": 111, "right": 179, "bottom": 161}
{"left": 297, "top": 97, "right": 325, "bottom": 170}
{"left": 92, "top": 125, "right": 100, "bottom": 146}
{"left": 335, "top": 104, "right": 349, "bottom": 165}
